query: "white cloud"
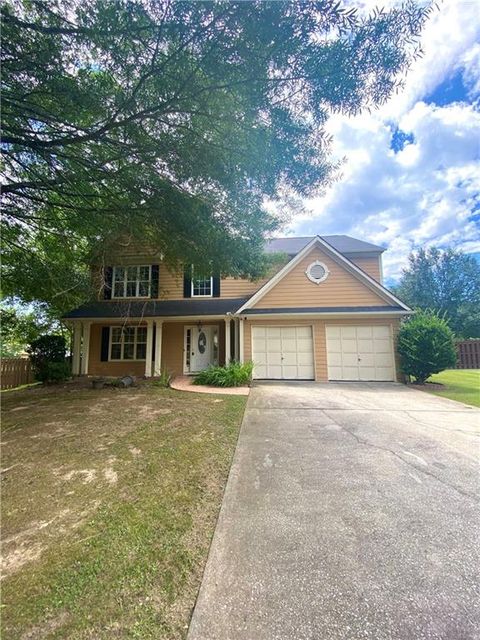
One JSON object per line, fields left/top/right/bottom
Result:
{"left": 285, "top": 0, "right": 480, "bottom": 282}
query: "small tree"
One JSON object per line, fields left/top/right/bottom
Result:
{"left": 27, "top": 335, "right": 70, "bottom": 383}
{"left": 397, "top": 310, "right": 457, "bottom": 384}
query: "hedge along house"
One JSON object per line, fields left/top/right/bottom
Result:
{"left": 63, "top": 235, "right": 411, "bottom": 382}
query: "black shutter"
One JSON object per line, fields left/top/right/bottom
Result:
{"left": 151, "top": 264, "right": 159, "bottom": 298}
{"left": 100, "top": 327, "right": 110, "bottom": 361}
{"left": 212, "top": 275, "right": 220, "bottom": 297}
{"left": 103, "top": 267, "right": 113, "bottom": 300}
{"left": 183, "top": 270, "right": 192, "bottom": 298}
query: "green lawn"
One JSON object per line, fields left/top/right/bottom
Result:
{"left": 426, "top": 369, "right": 480, "bottom": 407}
{"left": 1, "top": 382, "right": 246, "bottom": 639}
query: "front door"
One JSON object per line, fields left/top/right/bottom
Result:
{"left": 185, "top": 325, "right": 219, "bottom": 373}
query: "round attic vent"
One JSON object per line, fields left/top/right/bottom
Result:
{"left": 305, "top": 260, "right": 329, "bottom": 284}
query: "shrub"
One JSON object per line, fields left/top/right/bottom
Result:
{"left": 193, "top": 361, "right": 254, "bottom": 387}
{"left": 27, "top": 334, "right": 70, "bottom": 383}
{"left": 397, "top": 310, "right": 457, "bottom": 383}
{"left": 152, "top": 369, "right": 171, "bottom": 388}
{"left": 35, "top": 361, "right": 72, "bottom": 384}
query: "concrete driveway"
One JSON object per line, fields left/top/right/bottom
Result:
{"left": 188, "top": 382, "right": 480, "bottom": 640}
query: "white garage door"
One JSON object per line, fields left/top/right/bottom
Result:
{"left": 326, "top": 325, "right": 395, "bottom": 381}
{"left": 252, "top": 326, "right": 315, "bottom": 380}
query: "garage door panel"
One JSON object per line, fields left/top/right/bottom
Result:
{"left": 267, "top": 352, "right": 282, "bottom": 366}
{"left": 282, "top": 338, "right": 297, "bottom": 352}
{"left": 373, "top": 325, "right": 390, "bottom": 338}
{"left": 357, "top": 339, "right": 374, "bottom": 353}
{"left": 342, "top": 339, "right": 358, "bottom": 353}
{"left": 297, "top": 351, "right": 314, "bottom": 365}
{"left": 326, "top": 324, "right": 395, "bottom": 382}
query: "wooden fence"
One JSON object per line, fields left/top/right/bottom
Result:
{"left": 456, "top": 340, "right": 480, "bottom": 369}
{"left": 1, "top": 357, "right": 35, "bottom": 390}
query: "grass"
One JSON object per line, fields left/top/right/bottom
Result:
{"left": 1, "top": 380, "right": 246, "bottom": 639}
{"left": 425, "top": 369, "right": 480, "bottom": 407}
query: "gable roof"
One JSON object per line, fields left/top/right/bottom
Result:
{"left": 265, "top": 235, "right": 385, "bottom": 255}
{"left": 237, "top": 236, "right": 411, "bottom": 314}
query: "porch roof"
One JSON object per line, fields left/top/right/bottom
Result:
{"left": 63, "top": 298, "right": 248, "bottom": 319}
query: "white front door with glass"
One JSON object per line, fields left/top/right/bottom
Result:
{"left": 184, "top": 325, "right": 219, "bottom": 373}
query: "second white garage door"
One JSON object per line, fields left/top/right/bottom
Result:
{"left": 326, "top": 325, "right": 395, "bottom": 381}
{"left": 252, "top": 326, "right": 315, "bottom": 380}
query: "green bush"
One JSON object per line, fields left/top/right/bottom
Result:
{"left": 397, "top": 310, "right": 457, "bottom": 383}
{"left": 27, "top": 334, "right": 71, "bottom": 383}
{"left": 35, "top": 361, "right": 72, "bottom": 383}
{"left": 193, "top": 361, "right": 254, "bottom": 387}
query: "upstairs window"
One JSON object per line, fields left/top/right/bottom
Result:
{"left": 112, "top": 265, "right": 151, "bottom": 298}
{"left": 191, "top": 268, "right": 213, "bottom": 297}
{"left": 110, "top": 326, "right": 147, "bottom": 360}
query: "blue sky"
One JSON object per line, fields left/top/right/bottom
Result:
{"left": 285, "top": 0, "right": 480, "bottom": 282}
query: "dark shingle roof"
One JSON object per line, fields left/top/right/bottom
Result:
{"left": 265, "top": 235, "right": 385, "bottom": 255}
{"left": 244, "top": 306, "right": 405, "bottom": 314}
{"left": 63, "top": 298, "right": 248, "bottom": 319}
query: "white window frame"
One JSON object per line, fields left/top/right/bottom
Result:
{"left": 191, "top": 266, "right": 213, "bottom": 298}
{"left": 109, "top": 326, "right": 148, "bottom": 361}
{"left": 112, "top": 265, "right": 152, "bottom": 299}
{"left": 305, "top": 260, "right": 330, "bottom": 285}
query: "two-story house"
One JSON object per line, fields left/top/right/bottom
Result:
{"left": 63, "top": 235, "right": 411, "bottom": 382}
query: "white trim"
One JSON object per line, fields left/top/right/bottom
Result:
{"left": 242, "top": 310, "right": 411, "bottom": 320}
{"left": 154, "top": 320, "right": 163, "bottom": 376}
{"left": 225, "top": 318, "right": 231, "bottom": 365}
{"left": 66, "top": 314, "right": 229, "bottom": 323}
{"left": 145, "top": 320, "right": 154, "bottom": 377}
{"left": 191, "top": 267, "right": 213, "bottom": 298}
{"left": 239, "top": 318, "right": 245, "bottom": 363}
{"left": 236, "top": 236, "right": 411, "bottom": 314}
{"left": 81, "top": 322, "right": 91, "bottom": 375}
{"left": 305, "top": 260, "right": 329, "bottom": 284}
{"left": 112, "top": 264, "right": 152, "bottom": 299}
{"left": 234, "top": 318, "right": 240, "bottom": 361}
{"left": 72, "top": 323, "right": 82, "bottom": 375}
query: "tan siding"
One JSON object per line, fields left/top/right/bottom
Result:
{"left": 253, "top": 247, "right": 388, "bottom": 309}
{"left": 349, "top": 257, "right": 381, "bottom": 282}
{"left": 159, "top": 266, "right": 183, "bottom": 299}
{"left": 244, "top": 317, "right": 402, "bottom": 382}
{"left": 220, "top": 276, "right": 268, "bottom": 298}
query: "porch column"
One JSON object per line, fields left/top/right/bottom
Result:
{"left": 80, "top": 322, "right": 91, "bottom": 375}
{"left": 224, "top": 317, "right": 231, "bottom": 366}
{"left": 234, "top": 318, "right": 239, "bottom": 361}
{"left": 72, "top": 323, "right": 82, "bottom": 375}
{"left": 154, "top": 319, "right": 163, "bottom": 376}
{"left": 239, "top": 317, "right": 245, "bottom": 364}
{"left": 145, "top": 319, "right": 154, "bottom": 377}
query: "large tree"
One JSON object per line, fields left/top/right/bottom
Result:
{"left": 1, "top": 0, "right": 430, "bottom": 313}
{"left": 394, "top": 247, "right": 480, "bottom": 338}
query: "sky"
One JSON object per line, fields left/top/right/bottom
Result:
{"left": 284, "top": 0, "right": 480, "bottom": 283}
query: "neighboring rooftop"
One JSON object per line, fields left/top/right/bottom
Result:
{"left": 265, "top": 235, "right": 385, "bottom": 255}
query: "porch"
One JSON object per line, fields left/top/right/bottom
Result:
{"left": 68, "top": 317, "right": 246, "bottom": 379}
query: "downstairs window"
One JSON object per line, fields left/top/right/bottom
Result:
{"left": 110, "top": 326, "right": 147, "bottom": 361}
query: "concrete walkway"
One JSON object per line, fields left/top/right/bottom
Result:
{"left": 170, "top": 375, "right": 250, "bottom": 395}
{"left": 187, "top": 382, "right": 480, "bottom": 640}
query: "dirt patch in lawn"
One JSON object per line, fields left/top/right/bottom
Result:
{"left": 1, "top": 382, "right": 246, "bottom": 639}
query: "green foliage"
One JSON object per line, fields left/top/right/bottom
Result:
{"left": 27, "top": 334, "right": 70, "bottom": 383}
{"left": 394, "top": 247, "right": 480, "bottom": 338}
{"left": 0, "top": 302, "right": 62, "bottom": 356}
{"left": 35, "top": 361, "right": 72, "bottom": 384}
{"left": 153, "top": 369, "right": 171, "bottom": 389}
{"left": 1, "top": 0, "right": 430, "bottom": 313}
{"left": 194, "top": 361, "right": 254, "bottom": 387}
{"left": 397, "top": 310, "right": 457, "bottom": 384}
